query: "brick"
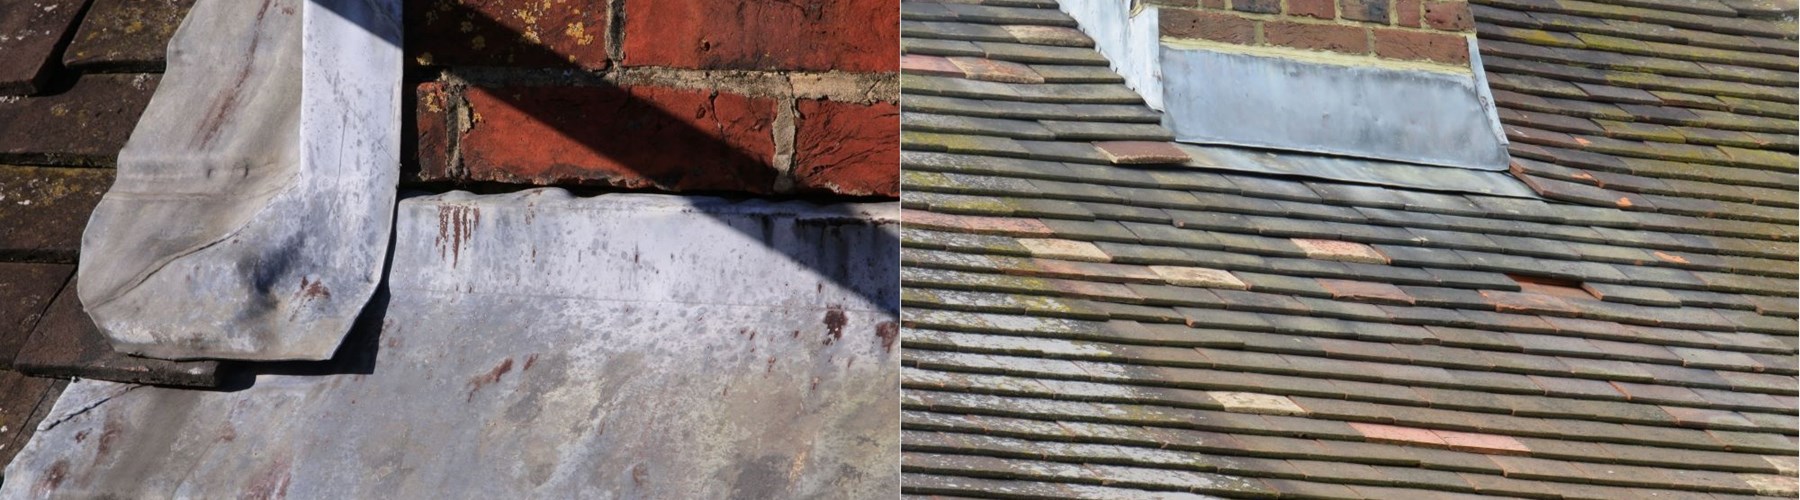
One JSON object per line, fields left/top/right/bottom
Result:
{"left": 1209, "top": 391, "right": 1307, "bottom": 415}
{"left": 436, "top": 84, "right": 781, "bottom": 193}
{"left": 0, "top": 166, "right": 113, "bottom": 263}
{"left": 1018, "top": 239, "right": 1111, "bottom": 262}
{"left": 407, "top": 0, "right": 610, "bottom": 69}
{"left": 1233, "top": 0, "right": 1283, "bottom": 14}
{"left": 1292, "top": 238, "right": 1388, "bottom": 264}
{"left": 0, "top": 0, "right": 85, "bottom": 95}
{"left": 622, "top": 0, "right": 897, "bottom": 72}
{"left": 1161, "top": 10, "right": 1257, "bottom": 44}
{"left": 1396, "top": 0, "right": 1423, "bottom": 26}
{"left": 0, "top": 74, "right": 159, "bottom": 166}
{"left": 63, "top": 0, "right": 196, "bottom": 72}
{"left": 1422, "top": 1, "right": 1473, "bottom": 31}
{"left": 1149, "top": 266, "right": 1248, "bottom": 289}
{"left": 792, "top": 99, "right": 898, "bottom": 197}
{"left": 414, "top": 82, "right": 453, "bottom": 184}
{"left": 901, "top": 54, "right": 963, "bottom": 77}
{"left": 1372, "top": 29, "right": 1469, "bottom": 64}
{"left": 1339, "top": 0, "right": 1392, "bottom": 22}
{"left": 1094, "top": 141, "right": 1190, "bottom": 164}
{"left": 1288, "top": 0, "right": 1337, "bottom": 19}
{"left": 1264, "top": 22, "right": 1370, "bottom": 54}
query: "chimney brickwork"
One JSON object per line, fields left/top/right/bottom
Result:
{"left": 408, "top": 0, "right": 900, "bottom": 197}
{"left": 1154, "top": 0, "right": 1475, "bottom": 65}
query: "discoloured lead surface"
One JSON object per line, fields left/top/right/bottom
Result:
{"left": 1159, "top": 43, "right": 1512, "bottom": 171}
{"left": 5, "top": 191, "right": 900, "bottom": 498}
{"left": 76, "top": 0, "right": 401, "bottom": 360}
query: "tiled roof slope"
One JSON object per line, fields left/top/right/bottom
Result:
{"left": 1475, "top": 0, "right": 1799, "bottom": 224}
{"left": 0, "top": 0, "right": 211, "bottom": 472}
{"left": 897, "top": 0, "right": 1800, "bottom": 498}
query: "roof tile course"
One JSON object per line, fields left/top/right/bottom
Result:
{"left": 900, "top": 0, "right": 1796, "bottom": 496}
{"left": 0, "top": 0, "right": 200, "bottom": 476}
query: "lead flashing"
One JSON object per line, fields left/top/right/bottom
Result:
{"left": 76, "top": 0, "right": 401, "bottom": 361}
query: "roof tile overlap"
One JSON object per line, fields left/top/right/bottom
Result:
{"left": 0, "top": 0, "right": 206, "bottom": 465}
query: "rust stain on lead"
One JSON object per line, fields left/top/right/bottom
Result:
{"left": 195, "top": 0, "right": 279, "bottom": 149}
{"left": 466, "top": 357, "right": 515, "bottom": 401}
{"left": 874, "top": 321, "right": 898, "bottom": 352}
{"left": 297, "top": 277, "right": 331, "bottom": 300}
{"left": 821, "top": 305, "right": 846, "bottom": 345}
{"left": 36, "top": 460, "right": 69, "bottom": 497}
{"left": 241, "top": 453, "right": 293, "bottom": 500}
{"left": 435, "top": 204, "right": 481, "bottom": 267}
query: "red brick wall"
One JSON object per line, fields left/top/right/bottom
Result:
{"left": 1156, "top": 0, "right": 1473, "bottom": 65}
{"left": 408, "top": 0, "right": 899, "bottom": 198}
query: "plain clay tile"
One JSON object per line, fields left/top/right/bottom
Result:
{"left": 1093, "top": 141, "right": 1190, "bottom": 165}
{"left": 1017, "top": 238, "right": 1111, "bottom": 262}
{"left": 1208, "top": 391, "right": 1308, "bottom": 415}
{"left": 1431, "top": 430, "right": 1533, "bottom": 455}
{"left": 901, "top": 54, "right": 965, "bottom": 77}
{"left": 1001, "top": 25, "right": 1092, "bottom": 47}
{"left": 1148, "top": 266, "right": 1248, "bottom": 290}
{"left": 1316, "top": 279, "right": 1417, "bottom": 306}
{"left": 947, "top": 56, "right": 1045, "bottom": 84}
{"left": 1292, "top": 238, "right": 1391, "bottom": 264}
{"left": 1349, "top": 422, "right": 1448, "bottom": 447}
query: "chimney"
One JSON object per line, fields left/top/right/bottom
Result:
{"left": 1062, "top": 0, "right": 1510, "bottom": 170}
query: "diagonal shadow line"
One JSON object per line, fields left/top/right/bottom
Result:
{"left": 317, "top": 0, "right": 896, "bottom": 316}
{"left": 416, "top": 7, "right": 899, "bottom": 316}
{"left": 212, "top": 0, "right": 895, "bottom": 386}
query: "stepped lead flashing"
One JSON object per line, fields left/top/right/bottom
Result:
{"left": 76, "top": 0, "right": 401, "bottom": 361}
